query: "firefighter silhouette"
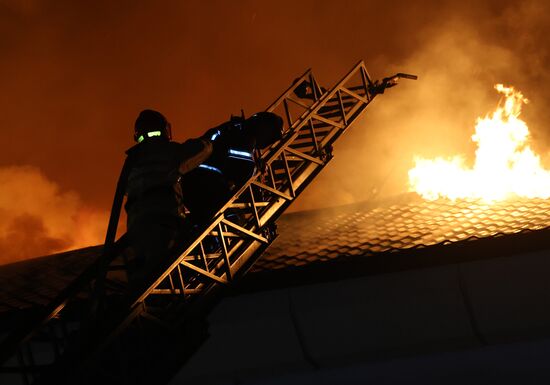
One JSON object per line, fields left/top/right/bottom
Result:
{"left": 123, "top": 109, "right": 283, "bottom": 279}
{"left": 124, "top": 109, "right": 214, "bottom": 276}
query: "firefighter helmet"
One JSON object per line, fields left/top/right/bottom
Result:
{"left": 134, "top": 109, "right": 172, "bottom": 143}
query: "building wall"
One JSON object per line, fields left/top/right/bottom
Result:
{"left": 171, "top": 249, "right": 550, "bottom": 385}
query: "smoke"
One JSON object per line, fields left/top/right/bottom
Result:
{"left": 1, "top": 0, "right": 550, "bottom": 258}
{"left": 0, "top": 166, "right": 108, "bottom": 265}
{"left": 293, "top": 0, "right": 550, "bottom": 211}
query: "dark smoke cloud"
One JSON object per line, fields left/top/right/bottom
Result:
{"left": 1, "top": 0, "right": 549, "bottom": 261}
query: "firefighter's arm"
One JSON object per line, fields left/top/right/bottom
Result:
{"left": 178, "top": 138, "right": 213, "bottom": 175}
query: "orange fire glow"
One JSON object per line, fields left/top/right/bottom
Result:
{"left": 409, "top": 84, "right": 550, "bottom": 201}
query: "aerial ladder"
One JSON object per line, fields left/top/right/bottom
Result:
{"left": 0, "top": 60, "right": 416, "bottom": 384}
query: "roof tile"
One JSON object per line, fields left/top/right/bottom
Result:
{"left": 2, "top": 194, "right": 550, "bottom": 311}
{"left": 254, "top": 194, "right": 550, "bottom": 272}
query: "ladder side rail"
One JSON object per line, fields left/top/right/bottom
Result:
{"left": 119, "top": 70, "right": 340, "bottom": 300}
{"left": 203, "top": 61, "right": 375, "bottom": 277}
{"left": 77, "top": 60, "right": 390, "bottom": 380}
{"left": 73, "top": 59, "right": 372, "bottom": 351}
{"left": 73, "top": 62, "right": 417, "bottom": 384}
{"left": 201, "top": 62, "right": 370, "bottom": 274}
{"left": 86, "top": 63, "right": 382, "bottom": 364}
{"left": 121, "top": 61, "right": 375, "bottom": 308}
{"left": 194, "top": 60, "right": 371, "bottom": 226}
{"left": 2, "top": 60, "right": 385, "bottom": 384}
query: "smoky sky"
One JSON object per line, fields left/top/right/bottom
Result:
{"left": 1, "top": 0, "right": 549, "bottom": 261}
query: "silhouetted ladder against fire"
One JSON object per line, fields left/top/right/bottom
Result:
{"left": 0, "top": 61, "right": 416, "bottom": 384}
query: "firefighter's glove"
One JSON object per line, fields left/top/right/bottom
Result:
{"left": 203, "top": 128, "right": 229, "bottom": 163}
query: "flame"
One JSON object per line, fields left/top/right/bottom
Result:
{"left": 408, "top": 84, "right": 550, "bottom": 201}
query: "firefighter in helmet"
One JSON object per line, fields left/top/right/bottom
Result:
{"left": 179, "top": 112, "right": 283, "bottom": 227}
{"left": 124, "top": 109, "right": 215, "bottom": 278}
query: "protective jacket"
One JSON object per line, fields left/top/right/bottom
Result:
{"left": 124, "top": 137, "right": 213, "bottom": 234}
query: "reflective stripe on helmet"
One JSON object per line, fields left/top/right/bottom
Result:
{"left": 137, "top": 130, "right": 163, "bottom": 143}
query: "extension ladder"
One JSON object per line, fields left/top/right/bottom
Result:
{"left": 0, "top": 60, "right": 415, "bottom": 384}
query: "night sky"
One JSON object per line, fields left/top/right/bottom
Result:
{"left": 1, "top": 0, "right": 549, "bottom": 263}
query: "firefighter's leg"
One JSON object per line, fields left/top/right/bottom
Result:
{"left": 126, "top": 216, "right": 192, "bottom": 288}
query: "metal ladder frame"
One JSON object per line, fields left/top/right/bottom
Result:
{"left": 0, "top": 60, "right": 415, "bottom": 384}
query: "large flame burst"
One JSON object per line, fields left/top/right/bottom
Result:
{"left": 408, "top": 84, "right": 550, "bottom": 201}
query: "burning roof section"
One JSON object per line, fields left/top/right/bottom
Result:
{"left": 255, "top": 194, "right": 550, "bottom": 271}
{"left": 1, "top": 194, "right": 550, "bottom": 312}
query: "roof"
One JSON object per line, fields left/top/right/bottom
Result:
{"left": 1, "top": 193, "right": 550, "bottom": 313}
{"left": 254, "top": 193, "right": 550, "bottom": 272}
{"left": 0, "top": 246, "right": 100, "bottom": 314}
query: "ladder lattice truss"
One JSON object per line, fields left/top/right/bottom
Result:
{"left": 0, "top": 61, "right": 414, "bottom": 384}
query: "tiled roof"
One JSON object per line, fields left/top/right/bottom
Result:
{"left": 254, "top": 194, "right": 550, "bottom": 271}
{"left": 0, "top": 246, "right": 100, "bottom": 313}
{"left": 1, "top": 194, "right": 550, "bottom": 313}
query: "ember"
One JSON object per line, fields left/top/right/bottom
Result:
{"left": 408, "top": 84, "right": 550, "bottom": 201}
